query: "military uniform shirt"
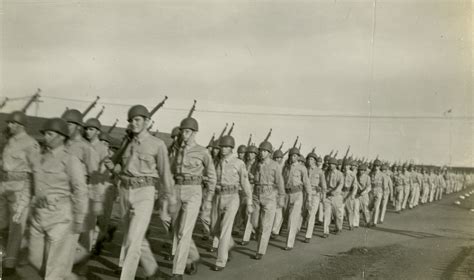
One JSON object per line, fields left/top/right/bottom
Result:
{"left": 34, "top": 145, "right": 88, "bottom": 224}
{"left": 325, "top": 169, "right": 344, "bottom": 196}
{"left": 216, "top": 154, "right": 252, "bottom": 204}
{"left": 282, "top": 162, "right": 311, "bottom": 195}
{"left": 307, "top": 166, "right": 326, "bottom": 193}
{"left": 2, "top": 131, "right": 40, "bottom": 173}
{"left": 357, "top": 173, "right": 371, "bottom": 195}
{"left": 249, "top": 158, "right": 285, "bottom": 196}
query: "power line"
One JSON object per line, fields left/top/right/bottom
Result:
{"left": 39, "top": 95, "right": 473, "bottom": 120}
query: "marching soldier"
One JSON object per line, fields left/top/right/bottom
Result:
{"left": 170, "top": 116, "right": 216, "bottom": 279}
{"left": 112, "top": 105, "right": 175, "bottom": 279}
{"left": 421, "top": 167, "right": 430, "bottom": 204}
{"left": 0, "top": 111, "right": 40, "bottom": 276}
{"left": 341, "top": 159, "right": 358, "bottom": 230}
{"left": 241, "top": 144, "right": 259, "bottom": 244}
{"left": 392, "top": 165, "right": 405, "bottom": 213}
{"left": 232, "top": 144, "right": 250, "bottom": 234}
{"left": 29, "top": 118, "right": 88, "bottom": 279}
{"left": 237, "top": 145, "right": 247, "bottom": 161}
{"left": 270, "top": 148, "right": 285, "bottom": 238}
{"left": 83, "top": 118, "right": 117, "bottom": 254}
{"left": 379, "top": 164, "right": 393, "bottom": 223}
{"left": 401, "top": 164, "right": 412, "bottom": 210}
{"left": 248, "top": 140, "right": 285, "bottom": 260}
{"left": 370, "top": 159, "right": 388, "bottom": 226}
{"left": 323, "top": 157, "right": 344, "bottom": 236}
{"left": 428, "top": 167, "right": 437, "bottom": 203}
{"left": 355, "top": 163, "right": 371, "bottom": 228}
{"left": 211, "top": 135, "right": 253, "bottom": 271}
{"left": 304, "top": 152, "right": 326, "bottom": 242}
{"left": 282, "top": 147, "right": 311, "bottom": 250}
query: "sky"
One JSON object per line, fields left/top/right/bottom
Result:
{"left": 1, "top": 0, "right": 472, "bottom": 167}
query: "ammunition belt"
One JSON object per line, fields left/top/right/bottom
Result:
{"left": 216, "top": 184, "right": 239, "bottom": 195}
{"left": 174, "top": 174, "right": 202, "bottom": 185}
{"left": 1, "top": 171, "right": 30, "bottom": 182}
{"left": 120, "top": 175, "right": 157, "bottom": 189}
{"left": 254, "top": 184, "right": 274, "bottom": 195}
{"left": 285, "top": 184, "right": 303, "bottom": 194}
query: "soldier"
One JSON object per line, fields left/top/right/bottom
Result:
{"left": 270, "top": 148, "right": 285, "bottom": 238}
{"left": 323, "top": 157, "right": 344, "bottom": 236}
{"left": 341, "top": 159, "right": 358, "bottom": 230}
{"left": 241, "top": 144, "right": 259, "bottom": 244}
{"left": 392, "top": 165, "right": 405, "bottom": 213}
{"left": 281, "top": 147, "right": 311, "bottom": 250}
{"left": 170, "top": 116, "right": 216, "bottom": 279}
{"left": 428, "top": 167, "right": 437, "bottom": 203}
{"left": 354, "top": 163, "right": 371, "bottom": 228}
{"left": 248, "top": 140, "right": 285, "bottom": 260}
{"left": 0, "top": 111, "right": 40, "bottom": 276}
{"left": 421, "top": 167, "right": 430, "bottom": 204}
{"left": 211, "top": 135, "right": 253, "bottom": 271}
{"left": 408, "top": 165, "right": 421, "bottom": 209}
{"left": 83, "top": 118, "right": 117, "bottom": 254}
{"left": 61, "top": 109, "right": 100, "bottom": 273}
{"left": 304, "top": 152, "right": 326, "bottom": 242}
{"left": 401, "top": 164, "right": 412, "bottom": 210}
{"left": 111, "top": 105, "right": 175, "bottom": 279}
{"left": 370, "top": 159, "right": 388, "bottom": 226}
{"left": 200, "top": 139, "right": 219, "bottom": 242}
{"left": 379, "top": 164, "right": 393, "bottom": 223}
{"left": 237, "top": 145, "right": 247, "bottom": 161}
{"left": 28, "top": 118, "right": 88, "bottom": 279}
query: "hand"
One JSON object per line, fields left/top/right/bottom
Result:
{"left": 168, "top": 198, "right": 179, "bottom": 215}
{"left": 246, "top": 204, "right": 254, "bottom": 215}
{"left": 73, "top": 222, "right": 84, "bottom": 234}
{"left": 306, "top": 200, "right": 313, "bottom": 211}
{"left": 203, "top": 200, "right": 213, "bottom": 212}
{"left": 12, "top": 209, "right": 23, "bottom": 224}
{"left": 278, "top": 196, "right": 285, "bottom": 208}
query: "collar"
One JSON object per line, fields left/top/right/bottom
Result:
{"left": 47, "top": 144, "right": 66, "bottom": 157}
{"left": 133, "top": 130, "right": 150, "bottom": 144}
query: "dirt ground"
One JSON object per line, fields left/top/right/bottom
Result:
{"left": 7, "top": 186, "right": 474, "bottom": 280}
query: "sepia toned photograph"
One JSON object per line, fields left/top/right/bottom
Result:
{"left": 0, "top": 0, "right": 472, "bottom": 279}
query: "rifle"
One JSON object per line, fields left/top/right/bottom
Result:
{"left": 108, "top": 119, "right": 119, "bottom": 133}
{"left": 218, "top": 123, "right": 228, "bottom": 140}
{"left": 95, "top": 106, "right": 105, "bottom": 119}
{"left": 343, "top": 145, "right": 351, "bottom": 160}
{"left": 188, "top": 100, "right": 197, "bottom": 118}
{"left": 147, "top": 120, "right": 155, "bottom": 131}
{"left": 110, "top": 96, "right": 168, "bottom": 164}
{"left": 278, "top": 142, "right": 284, "bottom": 151}
{"left": 82, "top": 96, "right": 100, "bottom": 118}
{"left": 292, "top": 136, "right": 299, "bottom": 148}
{"left": 21, "top": 89, "right": 41, "bottom": 113}
{"left": 227, "top": 122, "right": 234, "bottom": 136}
{"left": 264, "top": 128, "right": 272, "bottom": 142}
{"left": 0, "top": 97, "right": 9, "bottom": 110}
{"left": 334, "top": 150, "right": 339, "bottom": 158}
{"left": 298, "top": 143, "right": 302, "bottom": 151}
{"left": 329, "top": 150, "right": 334, "bottom": 157}
{"left": 247, "top": 134, "right": 252, "bottom": 146}
{"left": 208, "top": 133, "right": 216, "bottom": 147}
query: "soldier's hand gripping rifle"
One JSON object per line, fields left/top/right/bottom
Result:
{"left": 110, "top": 96, "right": 168, "bottom": 165}
{"left": 82, "top": 96, "right": 100, "bottom": 118}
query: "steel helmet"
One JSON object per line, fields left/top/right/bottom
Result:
{"left": 219, "top": 135, "right": 235, "bottom": 148}
{"left": 41, "top": 118, "right": 69, "bottom": 138}
{"left": 179, "top": 117, "right": 199, "bottom": 131}
{"left": 273, "top": 150, "right": 284, "bottom": 158}
{"left": 6, "top": 111, "right": 27, "bottom": 126}
{"left": 258, "top": 141, "right": 273, "bottom": 153}
{"left": 128, "top": 105, "right": 150, "bottom": 121}
{"left": 288, "top": 147, "right": 300, "bottom": 157}
{"left": 246, "top": 145, "right": 258, "bottom": 154}
{"left": 84, "top": 118, "right": 102, "bottom": 130}
{"left": 171, "top": 126, "right": 181, "bottom": 138}
{"left": 61, "top": 109, "right": 83, "bottom": 126}
{"left": 237, "top": 145, "right": 247, "bottom": 154}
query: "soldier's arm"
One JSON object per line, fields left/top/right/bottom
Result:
{"left": 335, "top": 172, "right": 344, "bottom": 192}
{"left": 156, "top": 141, "right": 176, "bottom": 203}
{"left": 350, "top": 175, "right": 358, "bottom": 197}
{"left": 320, "top": 171, "right": 327, "bottom": 199}
{"left": 67, "top": 155, "right": 89, "bottom": 225}
{"left": 302, "top": 167, "right": 312, "bottom": 196}
{"left": 239, "top": 161, "right": 253, "bottom": 205}
{"left": 26, "top": 140, "right": 41, "bottom": 170}
{"left": 203, "top": 151, "right": 217, "bottom": 202}
{"left": 275, "top": 165, "right": 286, "bottom": 196}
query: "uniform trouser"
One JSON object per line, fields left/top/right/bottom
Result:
{"left": 341, "top": 192, "right": 355, "bottom": 228}
{"left": 272, "top": 193, "right": 288, "bottom": 235}
{"left": 172, "top": 184, "right": 202, "bottom": 275}
{"left": 401, "top": 184, "right": 411, "bottom": 209}
{"left": 394, "top": 186, "right": 404, "bottom": 211}
{"left": 409, "top": 184, "right": 419, "bottom": 208}
{"left": 421, "top": 184, "right": 430, "bottom": 203}
{"left": 285, "top": 191, "right": 303, "bottom": 248}
{"left": 323, "top": 194, "right": 343, "bottom": 234}
{"left": 414, "top": 184, "right": 421, "bottom": 206}
{"left": 372, "top": 188, "right": 383, "bottom": 224}
{"left": 211, "top": 193, "right": 239, "bottom": 267}
{"left": 29, "top": 201, "right": 76, "bottom": 280}
{"left": 435, "top": 187, "right": 442, "bottom": 200}
{"left": 429, "top": 185, "right": 436, "bottom": 203}
{"left": 254, "top": 191, "right": 277, "bottom": 255}
{"left": 199, "top": 187, "right": 218, "bottom": 238}
{"left": 305, "top": 193, "right": 322, "bottom": 239}
{"left": 355, "top": 194, "right": 371, "bottom": 226}
{"left": 0, "top": 180, "right": 30, "bottom": 269}
{"left": 242, "top": 194, "right": 259, "bottom": 242}
{"left": 233, "top": 190, "right": 248, "bottom": 232}
{"left": 96, "top": 183, "right": 117, "bottom": 241}
{"left": 380, "top": 192, "right": 390, "bottom": 222}
{"left": 118, "top": 185, "right": 158, "bottom": 279}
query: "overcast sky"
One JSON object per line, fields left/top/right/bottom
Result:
{"left": 1, "top": 0, "right": 472, "bottom": 166}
